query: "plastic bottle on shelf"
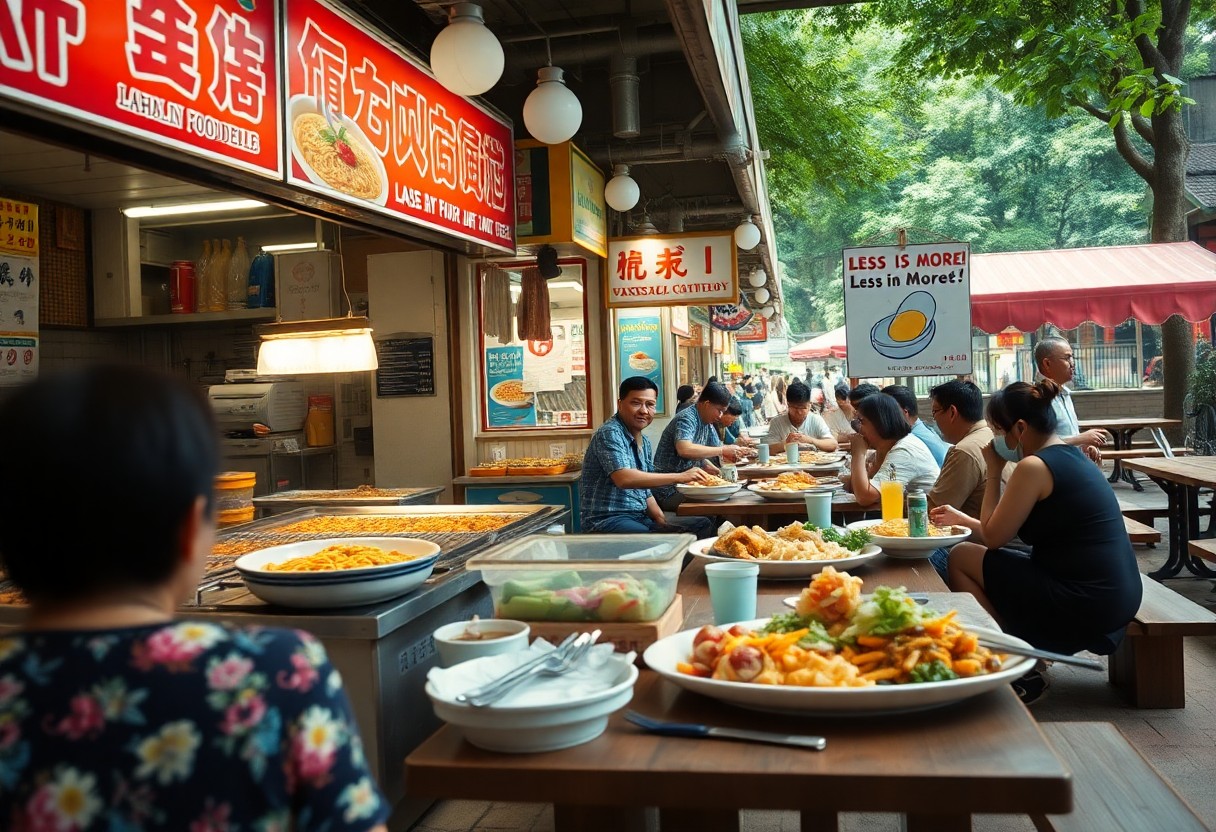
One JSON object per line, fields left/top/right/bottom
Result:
{"left": 195, "top": 239, "right": 211, "bottom": 313}
{"left": 247, "top": 249, "right": 275, "bottom": 308}
{"left": 208, "top": 239, "right": 230, "bottom": 312}
{"left": 227, "top": 236, "right": 250, "bottom": 310}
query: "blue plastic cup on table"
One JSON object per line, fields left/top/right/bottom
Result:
{"left": 757, "top": 444, "right": 770, "bottom": 464}
{"left": 804, "top": 490, "right": 832, "bottom": 529}
{"left": 705, "top": 562, "right": 759, "bottom": 624}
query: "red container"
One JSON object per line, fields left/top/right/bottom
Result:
{"left": 169, "top": 261, "right": 196, "bottom": 313}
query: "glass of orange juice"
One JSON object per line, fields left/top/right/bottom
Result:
{"left": 880, "top": 480, "right": 904, "bottom": 521}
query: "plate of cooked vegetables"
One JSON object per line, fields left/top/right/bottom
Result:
{"left": 688, "top": 522, "right": 881, "bottom": 578}
{"left": 235, "top": 536, "right": 441, "bottom": 608}
{"left": 643, "top": 568, "right": 1033, "bottom": 715}
{"left": 846, "top": 518, "right": 971, "bottom": 557}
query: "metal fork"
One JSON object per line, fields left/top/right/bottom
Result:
{"left": 458, "top": 630, "right": 601, "bottom": 707}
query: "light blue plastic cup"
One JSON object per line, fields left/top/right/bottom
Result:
{"left": 757, "top": 444, "right": 770, "bottom": 464}
{"left": 705, "top": 562, "right": 759, "bottom": 624}
{"left": 804, "top": 490, "right": 833, "bottom": 529}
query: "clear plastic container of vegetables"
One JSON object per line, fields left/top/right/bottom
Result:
{"left": 465, "top": 534, "right": 691, "bottom": 623}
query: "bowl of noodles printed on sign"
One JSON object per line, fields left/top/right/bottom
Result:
{"left": 842, "top": 242, "right": 972, "bottom": 379}
{"left": 289, "top": 95, "right": 390, "bottom": 206}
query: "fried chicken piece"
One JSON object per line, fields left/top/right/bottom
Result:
{"left": 712, "top": 526, "right": 775, "bottom": 560}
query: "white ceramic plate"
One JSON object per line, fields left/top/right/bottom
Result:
{"left": 676, "top": 482, "right": 743, "bottom": 501}
{"left": 643, "top": 621, "right": 1034, "bottom": 716}
{"left": 747, "top": 482, "right": 841, "bottom": 502}
{"left": 288, "top": 94, "right": 390, "bottom": 206}
{"left": 489, "top": 379, "right": 536, "bottom": 409}
{"left": 235, "top": 537, "right": 440, "bottom": 608}
{"left": 845, "top": 519, "right": 970, "bottom": 558}
{"left": 688, "top": 537, "right": 883, "bottom": 579}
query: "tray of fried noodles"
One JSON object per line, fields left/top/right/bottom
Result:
{"left": 642, "top": 568, "right": 1033, "bottom": 715}
{"left": 687, "top": 523, "right": 882, "bottom": 579}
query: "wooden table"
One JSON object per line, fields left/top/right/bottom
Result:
{"left": 677, "top": 490, "right": 873, "bottom": 527}
{"left": 405, "top": 561, "right": 1073, "bottom": 831}
{"left": 1077, "top": 417, "right": 1181, "bottom": 491}
{"left": 1122, "top": 457, "right": 1216, "bottom": 579}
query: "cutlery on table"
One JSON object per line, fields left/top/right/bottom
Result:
{"left": 624, "top": 710, "right": 826, "bottom": 751}
{"left": 976, "top": 638, "right": 1104, "bottom": 671}
{"left": 457, "top": 630, "right": 601, "bottom": 707}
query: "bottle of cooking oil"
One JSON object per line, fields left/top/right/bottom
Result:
{"left": 227, "top": 236, "right": 251, "bottom": 310}
{"left": 195, "top": 239, "right": 211, "bottom": 313}
{"left": 209, "top": 239, "right": 231, "bottom": 312}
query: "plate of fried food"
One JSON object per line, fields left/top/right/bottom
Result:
{"left": 747, "top": 471, "right": 842, "bottom": 501}
{"left": 845, "top": 518, "right": 971, "bottom": 557}
{"left": 688, "top": 522, "right": 882, "bottom": 578}
{"left": 675, "top": 473, "right": 744, "bottom": 501}
{"left": 643, "top": 567, "right": 1033, "bottom": 715}
{"left": 235, "top": 537, "right": 440, "bottom": 608}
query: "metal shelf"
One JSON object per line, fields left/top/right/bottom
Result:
{"left": 94, "top": 307, "right": 278, "bottom": 327}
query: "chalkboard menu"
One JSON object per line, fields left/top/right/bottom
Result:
{"left": 375, "top": 335, "right": 435, "bottom": 397}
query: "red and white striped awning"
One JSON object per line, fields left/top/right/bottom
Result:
{"left": 971, "top": 241, "right": 1216, "bottom": 332}
{"left": 789, "top": 326, "right": 846, "bottom": 361}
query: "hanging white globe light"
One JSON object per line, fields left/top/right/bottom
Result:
{"left": 734, "top": 218, "right": 761, "bottom": 250}
{"left": 429, "top": 4, "right": 504, "bottom": 96}
{"left": 747, "top": 269, "right": 766, "bottom": 288}
{"left": 753, "top": 287, "right": 770, "bottom": 304}
{"left": 603, "top": 164, "right": 640, "bottom": 212}
{"left": 759, "top": 304, "right": 775, "bottom": 318}
{"left": 523, "top": 66, "right": 582, "bottom": 144}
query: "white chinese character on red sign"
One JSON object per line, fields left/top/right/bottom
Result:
{"left": 481, "top": 134, "right": 507, "bottom": 212}
{"left": 206, "top": 7, "right": 264, "bottom": 124}
{"left": 296, "top": 18, "right": 347, "bottom": 117}
{"left": 458, "top": 119, "right": 484, "bottom": 203}
{"left": 430, "top": 102, "right": 457, "bottom": 190}
{"left": 351, "top": 58, "right": 390, "bottom": 156}
{"left": 126, "top": 0, "right": 200, "bottom": 99}
{"left": 392, "top": 81, "right": 429, "bottom": 177}
{"left": 0, "top": 0, "right": 86, "bottom": 87}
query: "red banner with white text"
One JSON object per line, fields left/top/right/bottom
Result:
{"left": 283, "top": 0, "right": 515, "bottom": 251}
{"left": 0, "top": 0, "right": 282, "bottom": 177}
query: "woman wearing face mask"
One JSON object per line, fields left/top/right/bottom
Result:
{"left": 930, "top": 380, "right": 1142, "bottom": 701}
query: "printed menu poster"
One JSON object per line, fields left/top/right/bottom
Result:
{"left": 616, "top": 311, "right": 664, "bottom": 412}
{"left": 485, "top": 346, "right": 535, "bottom": 428}
{"left": 0, "top": 253, "right": 39, "bottom": 385}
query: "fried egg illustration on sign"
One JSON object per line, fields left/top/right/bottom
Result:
{"left": 870, "top": 291, "right": 936, "bottom": 359}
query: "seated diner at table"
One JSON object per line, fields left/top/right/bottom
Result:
{"left": 653, "top": 382, "right": 749, "bottom": 513}
{"left": 843, "top": 392, "right": 941, "bottom": 506}
{"left": 823, "top": 382, "right": 855, "bottom": 440}
{"left": 882, "top": 384, "right": 950, "bottom": 466}
{"left": 930, "top": 380, "right": 1142, "bottom": 700}
{"left": 0, "top": 365, "right": 390, "bottom": 832}
{"left": 717, "top": 400, "right": 756, "bottom": 447}
{"left": 764, "top": 380, "right": 838, "bottom": 454}
{"left": 580, "top": 376, "right": 715, "bottom": 536}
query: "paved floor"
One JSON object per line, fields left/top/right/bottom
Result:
{"left": 412, "top": 466, "right": 1216, "bottom": 832}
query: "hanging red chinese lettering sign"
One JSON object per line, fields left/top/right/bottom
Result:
{"left": 283, "top": 0, "right": 515, "bottom": 252}
{"left": 606, "top": 231, "right": 737, "bottom": 308}
{"left": 0, "top": 0, "right": 281, "bottom": 177}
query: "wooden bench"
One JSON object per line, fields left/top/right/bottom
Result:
{"left": 1122, "top": 516, "right": 1161, "bottom": 545}
{"left": 1187, "top": 538, "right": 1216, "bottom": 563}
{"left": 1032, "top": 722, "right": 1206, "bottom": 831}
{"left": 1108, "top": 574, "right": 1216, "bottom": 708}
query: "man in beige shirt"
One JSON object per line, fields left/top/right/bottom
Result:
{"left": 926, "top": 380, "right": 1004, "bottom": 580}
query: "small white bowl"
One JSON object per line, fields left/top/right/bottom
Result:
{"left": 433, "top": 619, "right": 530, "bottom": 668}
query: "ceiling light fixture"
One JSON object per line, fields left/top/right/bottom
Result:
{"left": 604, "top": 164, "right": 640, "bottom": 212}
{"left": 549, "top": 280, "right": 584, "bottom": 293}
{"left": 734, "top": 217, "right": 761, "bottom": 250}
{"left": 123, "top": 199, "right": 266, "bottom": 218}
{"left": 523, "top": 66, "right": 583, "bottom": 144}
{"left": 747, "top": 269, "right": 767, "bottom": 288}
{"left": 753, "top": 287, "right": 771, "bottom": 304}
{"left": 430, "top": 3, "right": 504, "bottom": 96}
{"left": 255, "top": 316, "right": 378, "bottom": 375}
{"left": 758, "top": 304, "right": 775, "bottom": 319}
{"left": 260, "top": 242, "right": 321, "bottom": 253}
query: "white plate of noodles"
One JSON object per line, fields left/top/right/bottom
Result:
{"left": 289, "top": 95, "right": 389, "bottom": 206}
{"left": 846, "top": 518, "right": 970, "bottom": 557}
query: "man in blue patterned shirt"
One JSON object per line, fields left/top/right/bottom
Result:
{"left": 653, "top": 382, "right": 749, "bottom": 511}
{"left": 581, "top": 377, "right": 715, "bottom": 535}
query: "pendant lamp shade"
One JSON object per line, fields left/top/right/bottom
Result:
{"left": 523, "top": 66, "right": 583, "bottom": 144}
{"left": 753, "top": 287, "right": 771, "bottom": 304}
{"left": 734, "top": 218, "right": 761, "bottom": 250}
{"left": 604, "top": 165, "right": 640, "bottom": 212}
{"left": 256, "top": 317, "right": 378, "bottom": 375}
{"left": 430, "top": 4, "right": 504, "bottom": 96}
{"left": 747, "top": 269, "right": 766, "bottom": 288}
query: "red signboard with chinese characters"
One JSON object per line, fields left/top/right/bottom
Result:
{"left": 735, "top": 315, "right": 768, "bottom": 342}
{"left": 0, "top": 0, "right": 282, "bottom": 177}
{"left": 283, "top": 0, "right": 515, "bottom": 252}
{"left": 606, "top": 231, "right": 737, "bottom": 308}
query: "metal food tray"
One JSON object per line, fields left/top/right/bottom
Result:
{"left": 252, "top": 486, "right": 444, "bottom": 511}
{"left": 193, "top": 503, "right": 564, "bottom": 605}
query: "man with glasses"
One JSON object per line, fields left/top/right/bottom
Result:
{"left": 764, "top": 380, "right": 838, "bottom": 454}
{"left": 1033, "top": 336, "right": 1107, "bottom": 462}
{"left": 653, "top": 381, "right": 748, "bottom": 513}
{"left": 581, "top": 376, "right": 714, "bottom": 535}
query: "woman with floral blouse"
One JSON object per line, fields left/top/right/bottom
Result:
{"left": 0, "top": 365, "right": 388, "bottom": 832}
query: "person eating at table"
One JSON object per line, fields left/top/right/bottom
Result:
{"left": 1033, "top": 335, "right": 1108, "bottom": 462}
{"left": 0, "top": 365, "right": 391, "bottom": 832}
{"left": 842, "top": 393, "right": 941, "bottom": 507}
{"left": 581, "top": 376, "right": 716, "bottom": 536}
{"left": 653, "top": 383, "right": 750, "bottom": 514}
{"left": 882, "top": 384, "right": 950, "bottom": 467}
{"left": 764, "top": 380, "right": 838, "bottom": 454}
{"left": 823, "top": 382, "right": 855, "bottom": 440}
{"left": 717, "top": 401, "right": 757, "bottom": 448}
{"left": 930, "top": 380, "right": 1141, "bottom": 704}
{"left": 923, "top": 379, "right": 1003, "bottom": 579}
